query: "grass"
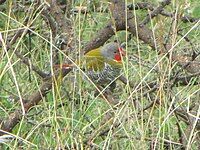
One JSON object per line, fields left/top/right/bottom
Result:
{"left": 0, "top": 0, "right": 200, "bottom": 149}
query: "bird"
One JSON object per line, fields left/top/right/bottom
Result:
{"left": 55, "top": 42, "right": 126, "bottom": 89}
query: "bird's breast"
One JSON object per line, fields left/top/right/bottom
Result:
{"left": 85, "top": 63, "right": 121, "bottom": 84}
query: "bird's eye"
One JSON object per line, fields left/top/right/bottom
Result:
{"left": 114, "top": 51, "right": 117, "bottom": 53}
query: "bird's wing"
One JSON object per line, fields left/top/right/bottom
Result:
{"left": 83, "top": 56, "right": 105, "bottom": 71}
{"left": 83, "top": 48, "right": 105, "bottom": 71}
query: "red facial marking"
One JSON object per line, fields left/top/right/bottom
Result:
{"left": 114, "top": 47, "right": 126, "bottom": 62}
{"left": 114, "top": 53, "right": 121, "bottom": 61}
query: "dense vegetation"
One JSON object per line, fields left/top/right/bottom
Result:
{"left": 0, "top": 0, "right": 200, "bottom": 149}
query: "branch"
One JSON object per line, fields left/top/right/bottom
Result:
{"left": 140, "top": 0, "right": 171, "bottom": 25}
{"left": 84, "top": 0, "right": 156, "bottom": 53}
{"left": 15, "top": 50, "right": 50, "bottom": 78}
{"left": 0, "top": 68, "right": 71, "bottom": 135}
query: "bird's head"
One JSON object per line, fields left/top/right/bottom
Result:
{"left": 101, "top": 42, "right": 126, "bottom": 62}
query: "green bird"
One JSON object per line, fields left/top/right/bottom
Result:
{"left": 55, "top": 42, "right": 126, "bottom": 88}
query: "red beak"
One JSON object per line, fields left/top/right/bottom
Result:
{"left": 118, "top": 47, "right": 126, "bottom": 56}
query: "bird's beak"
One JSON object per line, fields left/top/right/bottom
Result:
{"left": 118, "top": 47, "right": 126, "bottom": 56}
